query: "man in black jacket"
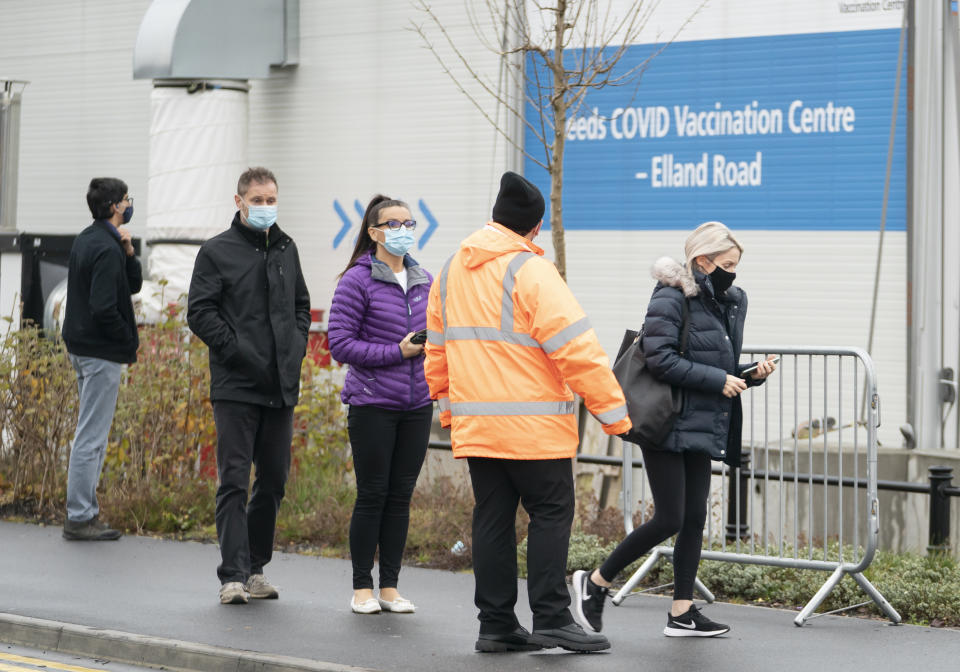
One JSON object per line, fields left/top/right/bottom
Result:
{"left": 187, "top": 167, "right": 311, "bottom": 605}
{"left": 62, "top": 177, "right": 142, "bottom": 541}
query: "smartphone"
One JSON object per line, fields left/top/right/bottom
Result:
{"left": 410, "top": 329, "right": 428, "bottom": 345}
{"left": 741, "top": 355, "right": 780, "bottom": 376}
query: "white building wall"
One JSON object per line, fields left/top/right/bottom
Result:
{"left": 0, "top": 0, "right": 153, "bottom": 237}
{"left": 0, "top": 0, "right": 910, "bottom": 448}
{"left": 247, "top": 0, "right": 513, "bottom": 318}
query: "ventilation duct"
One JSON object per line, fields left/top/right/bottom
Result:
{"left": 133, "top": 0, "right": 298, "bottom": 80}
{"left": 131, "top": 0, "right": 297, "bottom": 320}
{"left": 140, "top": 80, "right": 250, "bottom": 318}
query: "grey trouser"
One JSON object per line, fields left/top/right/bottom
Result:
{"left": 66, "top": 354, "right": 123, "bottom": 523}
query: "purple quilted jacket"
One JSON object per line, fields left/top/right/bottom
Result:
{"left": 328, "top": 252, "right": 433, "bottom": 410}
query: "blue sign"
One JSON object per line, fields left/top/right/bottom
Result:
{"left": 524, "top": 28, "right": 907, "bottom": 231}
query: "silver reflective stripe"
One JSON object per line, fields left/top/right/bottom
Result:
{"left": 437, "top": 397, "right": 451, "bottom": 413}
{"left": 500, "top": 252, "right": 536, "bottom": 332}
{"left": 450, "top": 400, "right": 576, "bottom": 416}
{"left": 438, "top": 254, "right": 455, "bottom": 330}
{"left": 540, "top": 316, "right": 592, "bottom": 354}
{"left": 444, "top": 326, "right": 539, "bottom": 347}
{"left": 427, "top": 329, "right": 445, "bottom": 346}
{"left": 593, "top": 404, "right": 628, "bottom": 425}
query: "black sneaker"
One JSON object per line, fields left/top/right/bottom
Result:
{"left": 572, "top": 569, "right": 608, "bottom": 633}
{"left": 663, "top": 605, "right": 730, "bottom": 637}
{"left": 63, "top": 516, "right": 122, "bottom": 541}
{"left": 533, "top": 622, "right": 610, "bottom": 652}
{"left": 475, "top": 626, "right": 551, "bottom": 652}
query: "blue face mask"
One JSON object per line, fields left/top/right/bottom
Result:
{"left": 382, "top": 228, "right": 415, "bottom": 256}
{"left": 245, "top": 204, "right": 277, "bottom": 230}
{"left": 121, "top": 205, "right": 133, "bottom": 224}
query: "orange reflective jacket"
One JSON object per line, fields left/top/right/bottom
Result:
{"left": 424, "top": 222, "right": 631, "bottom": 460}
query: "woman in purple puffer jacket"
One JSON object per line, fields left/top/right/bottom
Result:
{"left": 328, "top": 194, "right": 433, "bottom": 616}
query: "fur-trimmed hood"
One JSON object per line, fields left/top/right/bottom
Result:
{"left": 651, "top": 257, "right": 699, "bottom": 297}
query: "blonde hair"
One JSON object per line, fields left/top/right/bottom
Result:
{"left": 676, "top": 221, "right": 744, "bottom": 296}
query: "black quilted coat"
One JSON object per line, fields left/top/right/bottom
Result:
{"left": 641, "top": 258, "right": 763, "bottom": 465}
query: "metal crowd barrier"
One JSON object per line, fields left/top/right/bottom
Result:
{"left": 607, "top": 346, "right": 901, "bottom": 626}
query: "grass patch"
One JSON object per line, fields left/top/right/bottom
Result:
{"left": 552, "top": 529, "right": 960, "bottom": 628}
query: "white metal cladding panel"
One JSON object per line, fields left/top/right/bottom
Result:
{"left": 0, "top": 0, "right": 153, "bottom": 237}
{"left": 247, "top": 0, "right": 519, "bottom": 316}
{"left": 528, "top": 0, "right": 904, "bottom": 46}
{"left": 566, "top": 229, "right": 908, "bottom": 447}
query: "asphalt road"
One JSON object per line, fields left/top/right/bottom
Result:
{"left": 1, "top": 521, "right": 957, "bottom": 672}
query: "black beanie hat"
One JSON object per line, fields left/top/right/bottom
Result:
{"left": 492, "top": 171, "right": 545, "bottom": 234}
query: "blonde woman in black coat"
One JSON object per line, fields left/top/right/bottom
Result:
{"left": 573, "top": 222, "right": 777, "bottom": 639}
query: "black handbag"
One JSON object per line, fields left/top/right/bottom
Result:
{"left": 613, "top": 298, "right": 690, "bottom": 449}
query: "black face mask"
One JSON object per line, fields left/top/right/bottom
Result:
{"left": 709, "top": 266, "right": 736, "bottom": 294}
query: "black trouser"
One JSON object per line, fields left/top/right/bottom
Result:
{"left": 348, "top": 403, "right": 432, "bottom": 590}
{"left": 467, "top": 457, "right": 576, "bottom": 634}
{"left": 213, "top": 400, "right": 293, "bottom": 584}
{"left": 599, "top": 447, "right": 711, "bottom": 600}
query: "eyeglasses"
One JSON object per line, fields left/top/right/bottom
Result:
{"left": 376, "top": 219, "right": 417, "bottom": 231}
{"left": 119, "top": 196, "right": 133, "bottom": 206}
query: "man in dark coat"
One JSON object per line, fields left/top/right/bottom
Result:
{"left": 187, "top": 167, "right": 311, "bottom": 605}
{"left": 62, "top": 177, "right": 141, "bottom": 541}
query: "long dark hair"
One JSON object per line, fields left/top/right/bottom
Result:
{"left": 339, "top": 194, "right": 410, "bottom": 278}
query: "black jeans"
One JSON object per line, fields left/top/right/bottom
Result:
{"left": 348, "top": 403, "right": 432, "bottom": 590}
{"left": 599, "top": 447, "right": 711, "bottom": 600}
{"left": 213, "top": 400, "right": 293, "bottom": 584}
{"left": 467, "top": 457, "right": 576, "bottom": 634}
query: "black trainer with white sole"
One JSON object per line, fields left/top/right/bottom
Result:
{"left": 572, "top": 569, "right": 608, "bottom": 633}
{"left": 663, "top": 605, "right": 730, "bottom": 637}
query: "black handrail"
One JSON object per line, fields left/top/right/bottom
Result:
{"left": 426, "top": 440, "right": 959, "bottom": 553}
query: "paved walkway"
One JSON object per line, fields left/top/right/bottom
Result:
{"left": 1, "top": 521, "right": 957, "bottom": 672}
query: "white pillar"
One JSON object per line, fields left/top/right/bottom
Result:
{"left": 943, "top": 6, "right": 960, "bottom": 450}
{"left": 909, "top": 0, "right": 960, "bottom": 451}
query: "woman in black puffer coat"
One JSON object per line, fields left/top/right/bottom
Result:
{"left": 572, "top": 222, "right": 778, "bottom": 640}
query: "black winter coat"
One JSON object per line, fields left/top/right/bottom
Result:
{"left": 187, "top": 214, "right": 311, "bottom": 408}
{"left": 62, "top": 220, "right": 143, "bottom": 363}
{"left": 641, "top": 258, "right": 763, "bottom": 464}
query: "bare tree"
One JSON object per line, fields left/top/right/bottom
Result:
{"left": 412, "top": 0, "right": 702, "bottom": 278}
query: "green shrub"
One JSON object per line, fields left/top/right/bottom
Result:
{"left": 275, "top": 357, "right": 355, "bottom": 552}
{"left": 0, "top": 309, "right": 477, "bottom": 568}
{"left": 0, "top": 308, "right": 356, "bottom": 541}
{"left": 0, "top": 321, "right": 76, "bottom": 514}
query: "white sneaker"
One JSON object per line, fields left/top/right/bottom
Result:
{"left": 245, "top": 574, "right": 279, "bottom": 599}
{"left": 350, "top": 596, "right": 381, "bottom": 614}
{"left": 219, "top": 582, "right": 249, "bottom": 605}
{"left": 377, "top": 595, "right": 416, "bottom": 613}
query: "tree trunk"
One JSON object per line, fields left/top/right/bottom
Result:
{"left": 550, "top": 132, "right": 566, "bottom": 280}
{"left": 550, "top": 0, "right": 568, "bottom": 280}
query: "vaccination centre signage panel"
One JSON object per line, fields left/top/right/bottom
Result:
{"left": 524, "top": 27, "right": 907, "bottom": 231}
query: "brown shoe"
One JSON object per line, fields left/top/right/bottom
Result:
{"left": 63, "top": 516, "right": 122, "bottom": 541}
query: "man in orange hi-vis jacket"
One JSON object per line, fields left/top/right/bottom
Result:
{"left": 424, "top": 172, "right": 631, "bottom": 654}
